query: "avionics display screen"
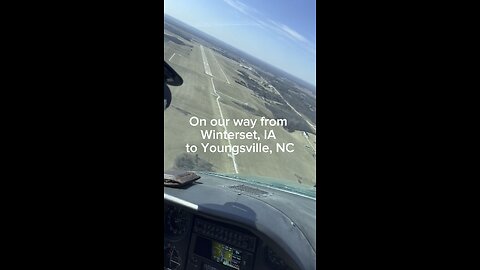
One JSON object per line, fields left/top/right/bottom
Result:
{"left": 211, "top": 240, "right": 242, "bottom": 270}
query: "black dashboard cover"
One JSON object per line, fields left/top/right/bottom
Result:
{"left": 164, "top": 61, "right": 183, "bottom": 86}
{"left": 164, "top": 170, "right": 200, "bottom": 187}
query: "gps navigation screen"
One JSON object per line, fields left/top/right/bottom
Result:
{"left": 211, "top": 240, "right": 242, "bottom": 270}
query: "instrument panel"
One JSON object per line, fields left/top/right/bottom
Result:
{"left": 164, "top": 202, "right": 293, "bottom": 270}
{"left": 165, "top": 205, "right": 190, "bottom": 237}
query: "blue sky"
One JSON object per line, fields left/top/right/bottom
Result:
{"left": 165, "top": 0, "right": 316, "bottom": 86}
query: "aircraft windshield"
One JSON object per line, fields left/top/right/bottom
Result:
{"left": 164, "top": 0, "right": 316, "bottom": 194}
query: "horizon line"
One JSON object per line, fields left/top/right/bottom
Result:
{"left": 164, "top": 13, "right": 316, "bottom": 89}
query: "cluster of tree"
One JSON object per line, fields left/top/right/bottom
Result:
{"left": 284, "top": 92, "right": 316, "bottom": 123}
{"left": 244, "top": 68, "right": 316, "bottom": 124}
{"left": 234, "top": 79, "right": 247, "bottom": 87}
{"left": 256, "top": 91, "right": 284, "bottom": 104}
{"left": 173, "top": 153, "right": 214, "bottom": 172}
{"left": 270, "top": 82, "right": 316, "bottom": 123}
{"left": 236, "top": 70, "right": 284, "bottom": 103}
{"left": 265, "top": 103, "right": 315, "bottom": 134}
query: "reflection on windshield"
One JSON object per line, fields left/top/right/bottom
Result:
{"left": 202, "top": 172, "right": 316, "bottom": 198}
{"left": 164, "top": 10, "right": 316, "bottom": 189}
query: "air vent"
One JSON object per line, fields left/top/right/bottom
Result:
{"left": 229, "top": 184, "right": 269, "bottom": 196}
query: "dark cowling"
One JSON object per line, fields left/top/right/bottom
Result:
{"left": 164, "top": 61, "right": 183, "bottom": 110}
{"left": 164, "top": 61, "right": 183, "bottom": 86}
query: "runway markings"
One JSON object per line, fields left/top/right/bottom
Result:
{"left": 303, "top": 132, "right": 316, "bottom": 159}
{"left": 210, "top": 77, "right": 239, "bottom": 174}
{"left": 200, "top": 45, "right": 213, "bottom": 76}
{"left": 306, "top": 137, "right": 316, "bottom": 153}
{"left": 209, "top": 49, "right": 230, "bottom": 84}
{"left": 168, "top": 53, "right": 176, "bottom": 62}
